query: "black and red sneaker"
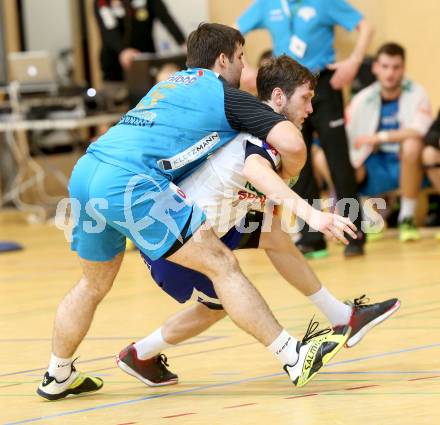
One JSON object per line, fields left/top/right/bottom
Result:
{"left": 341, "top": 295, "right": 401, "bottom": 348}
{"left": 116, "top": 344, "right": 178, "bottom": 387}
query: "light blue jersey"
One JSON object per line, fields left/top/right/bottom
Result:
{"left": 238, "top": 0, "right": 362, "bottom": 72}
{"left": 88, "top": 69, "right": 237, "bottom": 180}
{"left": 69, "top": 68, "right": 286, "bottom": 261}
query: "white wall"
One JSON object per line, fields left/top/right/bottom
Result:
{"left": 22, "top": 0, "right": 208, "bottom": 56}
{"left": 153, "top": 0, "right": 209, "bottom": 53}
{"left": 22, "top": 0, "right": 72, "bottom": 59}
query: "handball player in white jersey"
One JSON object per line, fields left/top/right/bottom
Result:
{"left": 116, "top": 56, "right": 400, "bottom": 387}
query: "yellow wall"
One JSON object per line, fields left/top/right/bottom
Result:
{"left": 209, "top": 0, "right": 440, "bottom": 111}
{"left": 2, "top": 0, "right": 21, "bottom": 53}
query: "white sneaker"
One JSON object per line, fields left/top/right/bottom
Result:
{"left": 37, "top": 363, "right": 103, "bottom": 401}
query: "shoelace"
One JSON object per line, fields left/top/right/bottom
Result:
{"left": 70, "top": 357, "right": 79, "bottom": 372}
{"left": 156, "top": 353, "right": 170, "bottom": 369}
{"left": 351, "top": 294, "right": 371, "bottom": 309}
{"left": 301, "top": 317, "right": 331, "bottom": 345}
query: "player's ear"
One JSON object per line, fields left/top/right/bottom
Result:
{"left": 273, "top": 88, "right": 285, "bottom": 108}
{"left": 218, "top": 52, "right": 227, "bottom": 68}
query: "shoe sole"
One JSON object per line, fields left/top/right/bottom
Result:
{"left": 304, "top": 249, "right": 329, "bottom": 260}
{"left": 36, "top": 381, "right": 103, "bottom": 401}
{"left": 346, "top": 300, "right": 401, "bottom": 348}
{"left": 116, "top": 357, "right": 178, "bottom": 387}
{"left": 400, "top": 236, "right": 421, "bottom": 242}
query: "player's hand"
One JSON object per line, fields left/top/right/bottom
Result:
{"left": 119, "top": 48, "right": 141, "bottom": 70}
{"left": 308, "top": 211, "right": 357, "bottom": 245}
{"left": 327, "top": 57, "right": 361, "bottom": 90}
{"left": 354, "top": 134, "right": 379, "bottom": 149}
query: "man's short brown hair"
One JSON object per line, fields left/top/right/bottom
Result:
{"left": 375, "top": 42, "right": 406, "bottom": 62}
{"left": 257, "top": 55, "right": 317, "bottom": 101}
{"left": 186, "top": 23, "right": 245, "bottom": 69}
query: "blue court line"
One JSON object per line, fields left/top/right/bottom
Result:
{"left": 0, "top": 356, "right": 113, "bottom": 378}
{"left": 3, "top": 374, "right": 281, "bottom": 425}
{"left": 0, "top": 336, "right": 226, "bottom": 377}
{"left": 3, "top": 342, "right": 440, "bottom": 425}
{"left": 324, "top": 342, "right": 440, "bottom": 368}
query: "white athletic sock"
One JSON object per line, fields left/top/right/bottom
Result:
{"left": 267, "top": 330, "right": 299, "bottom": 366}
{"left": 48, "top": 353, "right": 72, "bottom": 381}
{"left": 134, "top": 328, "right": 173, "bottom": 360}
{"left": 309, "top": 286, "right": 352, "bottom": 327}
{"left": 398, "top": 197, "right": 417, "bottom": 223}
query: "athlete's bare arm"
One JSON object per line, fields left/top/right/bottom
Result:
{"left": 242, "top": 154, "right": 357, "bottom": 244}
{"left": 266, "top": 121, "right": 307, "bottom": 178}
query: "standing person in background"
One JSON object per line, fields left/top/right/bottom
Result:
{"left": 94, "top": 0, "right": 186, "bottom": 105}
{"left": 346, "top": 43, "right": 433, "bottom": 242}
{"left": 422, "top": 110, "right": 440, "bottom": 240}
{"left": 237, "top": 0, "right": 374, "bottom": 258}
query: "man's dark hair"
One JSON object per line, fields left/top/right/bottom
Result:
{"left": 257, "top": 49, "right": 274, "bottom": 68}
{"left": 375, "top": 42, "right": 406, "bottom": 61}
{"left": 186, "top": 23, "right": 245, "bottom": 69}
{"left": 257, "top": 55, "right": 317, "bottom": 101}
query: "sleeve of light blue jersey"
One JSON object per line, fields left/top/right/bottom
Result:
{"left": 237, "top": 0, "right": 265, "bottom": 35}
{"left": 326, "top": 0, "right": 363, "bottom": 32}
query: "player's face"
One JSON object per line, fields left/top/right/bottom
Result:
{"left": 224, "top": 44, "right": 245, "bottom": 88}
{"left": 281, "top": 82, "right": 314, "bottom": 129}
{"left": 373, "top": 54, "right": 405, "bottom": 92}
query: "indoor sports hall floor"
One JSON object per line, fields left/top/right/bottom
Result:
{"left": 1, "top": 215, "right": 439, "bottom": 424}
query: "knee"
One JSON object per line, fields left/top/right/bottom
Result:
{"left": 78, "top": 275, "right": 113, "bottom": 302}
{"left": 206, "top": 245, "right": 240, "bottom": 279}
{"left": 422, "top": 145, "right": 440, "bottom": 166}
{"left": 401, "top": 137, "right": 423, "bottom": 163}
{"left": 197, "top": 304, "right": 227, "bottom": 323}
{"left": 210, "top": 309, "right": 227, "bottom": 323}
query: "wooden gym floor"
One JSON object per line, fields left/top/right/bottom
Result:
{"left": 1, "top": 214, "right": 439, "bottom": 424}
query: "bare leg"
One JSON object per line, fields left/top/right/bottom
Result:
{"left": 400, "top": 137, "right": 424, "bottom": 198}
{"left": 258, "top": 216, "right": 354, "bottom": 329}
{"left": 168, "top": 227, "right": 282, "bottom": 346}
{"left": 162, "top": 304, "right": 226, "bottom": 344}
{"left": 52, "top": 252, "right": 124, "bottom": 357}
{"left": 259, "top": 215, "right": 321, "bottom": 296}
{"left": 423, "top": 146, "right": 440, "bottom": 191}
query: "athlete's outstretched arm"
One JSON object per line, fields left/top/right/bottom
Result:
{"left": 242, "top": 154, "right": 357, "bottom": 244}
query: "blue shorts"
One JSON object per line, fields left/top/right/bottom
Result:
{"left": 141, "top": 211, "right": 264, "bottom": 310}
{"left": 360, "top": 151, "right": 430, "bottom": 196}
{"left": 69, "top": 153, "right": 206, "bottom": 261}
{"left": 360, "top": 151, "right": 401, "bottom": 196}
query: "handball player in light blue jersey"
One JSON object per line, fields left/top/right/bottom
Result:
{"left": 38, "top": 24, "right": 354, "bottom": 400}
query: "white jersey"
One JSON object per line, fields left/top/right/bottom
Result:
{"left": 178, "top": 133, "right": 281, "bottom": 236}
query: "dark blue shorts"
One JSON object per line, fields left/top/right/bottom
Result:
{"left": 141, "top": 211, "right": 263, "bottom": 310}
